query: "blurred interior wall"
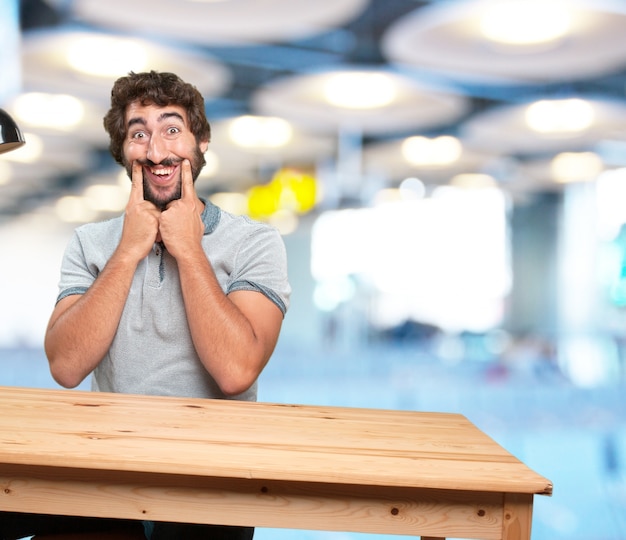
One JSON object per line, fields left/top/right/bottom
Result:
{"left": 506, "top": 193, "right": 561, "bottom": 337}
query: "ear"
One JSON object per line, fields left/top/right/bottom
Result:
{"left": 200, "top": 139, "right": 209, "bottom": 153}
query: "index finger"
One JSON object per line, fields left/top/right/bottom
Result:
{"left": 181, "top": 159, "right": 195, "bottom": 201}
{"left": 129, "top": 161, "right": 145, "bottom": 205}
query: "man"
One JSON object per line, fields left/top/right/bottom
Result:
{"left": 0, "top": 71, "right": 290, "bottom": 540}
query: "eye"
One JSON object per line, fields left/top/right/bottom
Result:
{"left": 166, "top": 126, "right": 181, "bottom": 135}
{"left": 131, "top": 131, "right": 146, "bottom": 140}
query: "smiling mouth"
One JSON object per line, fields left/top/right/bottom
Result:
{"left": 145, "top": 164, "right": 179, "bottom": 185}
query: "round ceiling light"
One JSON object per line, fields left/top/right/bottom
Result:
{"left": 323, "top": 72, "right": 396, "bottom": 109}
{"left": 480, "top": 1, "right": 571, "bottom": 46}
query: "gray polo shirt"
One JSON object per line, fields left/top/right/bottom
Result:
{"left": 56, "top": 200, "right": 291, "bottom": 401}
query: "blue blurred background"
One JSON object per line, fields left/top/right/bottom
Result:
{"left": 3, "top": 1, "right": 626, "bottom": 538}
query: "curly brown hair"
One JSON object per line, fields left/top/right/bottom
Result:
{"left": 103, "top": 71, "right": 211, "bottom": 165}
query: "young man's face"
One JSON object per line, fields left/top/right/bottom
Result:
{"left": 122, "top": 102, "right": 208, "bottom": 209}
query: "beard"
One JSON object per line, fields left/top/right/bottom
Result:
{"left": 124, "top": 146, "right": 206, "bottom": 210}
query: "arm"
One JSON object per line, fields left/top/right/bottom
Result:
{"left": 159, "top": 161, "right": 284, "bottom": 396}
{"left": 45, "top": 162, "right": 161, "bottom": 388}
{"left": 178, "top": 254, "right": 283, "bottom": 396}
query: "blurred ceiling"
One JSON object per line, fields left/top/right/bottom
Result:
{"left": 3, "top": 0, "right": 626, "bottom": 224}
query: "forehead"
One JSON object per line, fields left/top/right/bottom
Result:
{"left": 125, "top": 101, "right": 189, "bottom": 127}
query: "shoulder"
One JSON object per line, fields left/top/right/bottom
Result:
{"left": 224, "top": 214, "right": 286, "bottom": 256}
{"left": 220, "top": 210, "right": 274, "bottom": 232}
{"left": 75, "top": 215, "right": 124, "bottom": 239}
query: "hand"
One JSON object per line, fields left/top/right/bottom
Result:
{"left": 159, "top": 159, "right": 204, "bottom": 260}
{"left": 119, "top": 161, "right": 161, "bottom": 263}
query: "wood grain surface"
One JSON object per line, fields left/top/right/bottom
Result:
{"left": 0, "top": 386, "right": 552, "bottom": 539}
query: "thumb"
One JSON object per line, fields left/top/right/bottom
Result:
{"left": 181, "top": 159, "right": 195, "bottom": 201}
{"left": 129, "top": 161, "right": 145, "bottom": 205}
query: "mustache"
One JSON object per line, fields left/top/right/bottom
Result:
{"left": 136, "top": 158, "right": 182, "bottom": 168}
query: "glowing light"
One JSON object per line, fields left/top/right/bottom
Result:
{"left": 313, "top": 276, "right": 356, "bottom": 312}
{"left": 55, "top": 196, "right": 97, "bottom": 223}
{"left": 596, "top": 168, "right": 626, "bottom": 241}
{"left": 274, "top": 168, "right": 317, "bottom": 213}
{"left": 199, "top": 149, "right": 219, "bottom": 177}
{"left": 451, "top": 173, "right": 497, "bottom": 189}
{"left": 373, "top": 188, "right": 403, "bottom": 206}
{"left": 551, "top": 152, "right": 603, "bottom": 183}
{"left": 247, "top": 184, "right": 279, "bottom": 219}
{"left": 13, "top": 93, "right": 84, "bottom": 130}
{"left": 480, "top": 1, "right": 571, "bottom": 45}
{"left": 399, "top": 177, "right": 426, "bottom": 199}
{"left": 0, "top": 161, "right": 11, "bottom": 185}
{"left": 209, "top": 192, "right": 248, "bottom": 215}
{"left": 67, "top": 35, "right": 148, "bottom": 77}
{"left": 269, "top": 209, "right": 299, "bottom": 235}
{"left": 229, "top": 115, "right": 292, "bottom": 148}
{"left": 401, "top": 135, "right": 462, "bottom": 166}
{"left": 559, "top": 335, "right": 619, "bottom": 388}
{"left": 324, "top": 72, "right": 396, "bottom": 109}
{"left": 526, "top": 99, "right": 594, "bottom": 134}
{"left": 84, "top": 184, "right": 129, "bottom": 212}
{"left": 247, "top": 168, "right": 317, "bottom": 220}
{"left": 311, "top": 187, "right": 510, "bottom": 331}
{"left": 117, "top": 171, "right": 132, "bottom": 192}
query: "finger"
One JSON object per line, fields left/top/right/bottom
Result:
{"left": 181, "top": 159, "right": 195, "bottom": 201}
{"left": 129, "top": 161, "right": 145, "bottom": 204}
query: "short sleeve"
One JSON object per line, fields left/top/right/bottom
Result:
{"left": 227, "top": 224, "right": 291, "bottom": 315}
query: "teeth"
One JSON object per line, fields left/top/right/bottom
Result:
{"left": 151, "top": 167, "right": 173, "bottom": 176}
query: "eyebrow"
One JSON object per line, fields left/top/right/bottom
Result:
{"left": 127, "top": 111, "right": 186, "bottom": 129}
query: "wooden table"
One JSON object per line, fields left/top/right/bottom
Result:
{"left": 0, "top": 386, "right": 551, "bottom": 540}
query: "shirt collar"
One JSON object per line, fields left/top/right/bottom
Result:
{"left": 200, "top": 198, "right": 220, "bottom": 235}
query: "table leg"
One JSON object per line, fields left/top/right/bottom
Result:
{"left": 502, "top": 493, "right": 533, "bottom": 540}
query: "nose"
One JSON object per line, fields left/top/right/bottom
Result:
{"left": 146, "top": 133, "right": 168, "bottom": 164}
